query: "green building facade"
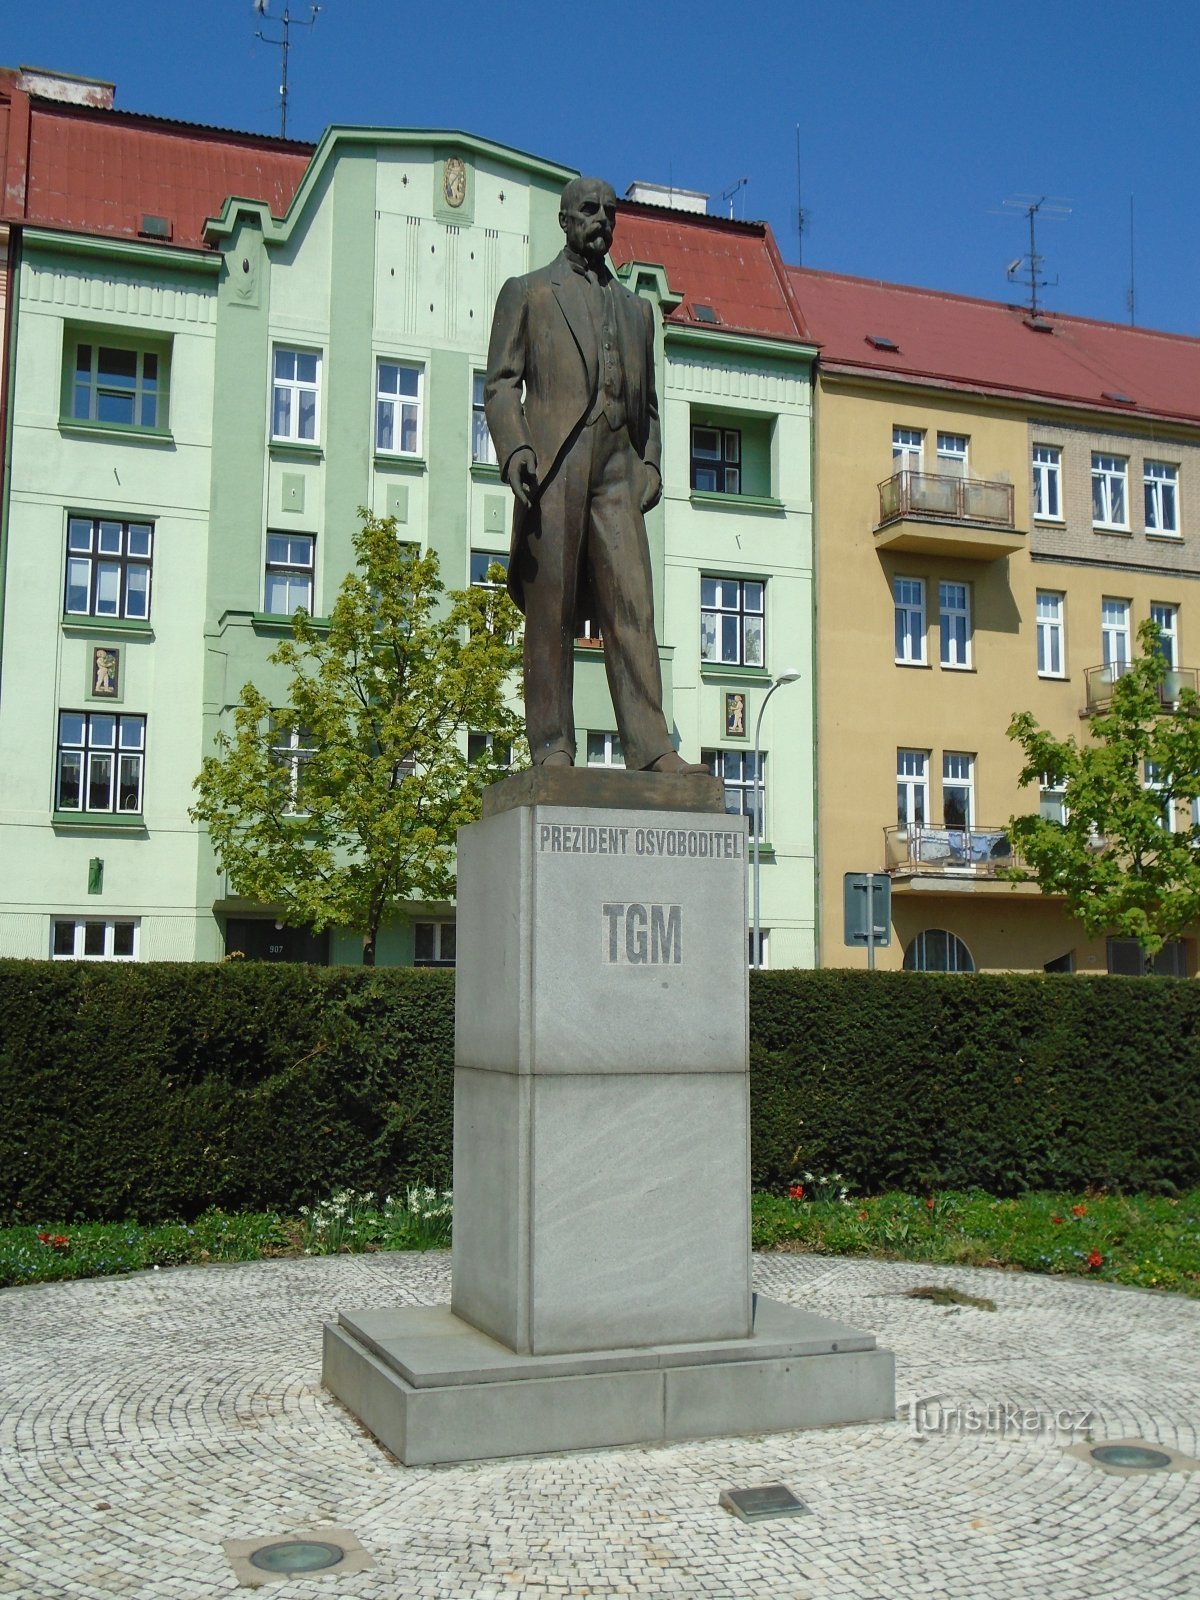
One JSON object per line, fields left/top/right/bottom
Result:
{"left": 0, "top": 126, "right": 816, "bottom": 967}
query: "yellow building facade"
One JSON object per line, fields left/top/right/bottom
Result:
{"left": 792, "top": 269, "right": 1200, "bottom": 975}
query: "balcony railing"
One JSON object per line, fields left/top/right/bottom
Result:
{"left": 878, "top": 470, "right": 1015, "bottom": 529}
{"left": 885, "top": 823, "right": 1017, "bottom": 878}
{"left": 1084, "top": 661, "right": 1199, "bottom": 713}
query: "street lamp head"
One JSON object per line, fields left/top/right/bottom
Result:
{"left": 775, "top": 667, "right": 802, "bottom": 685}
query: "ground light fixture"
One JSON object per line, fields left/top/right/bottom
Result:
{"left": 752, "top": 668, "right": 802, "bottom": 970}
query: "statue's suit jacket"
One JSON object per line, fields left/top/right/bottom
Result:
{"left": 484, "top": 252, "right": 662, "bottom": 614}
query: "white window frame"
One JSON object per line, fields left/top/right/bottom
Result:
{"left": 939, "top": 581, "right": 971, "bottom": 669}
{"left": 1039, "top": 774, "right": 1067, "bottom": 824}
{"left": 942, "top": 751, "right": 975, "bottom": 829}
{"left": 56, "top": 710, "right": 145, "bottom": 815}
{"left": 51, "top": 917, "right": 140, "bottom": 961}
{"left": 264, "top": 532, "right": 315, "bottom": 616}
{"left": 376, "top": 360, "right": 424, "bottom": 456}
{"left": 471, "top": 371, "right": 497, "bottom": 466}
{"left": 65, "top": 516, "right": 153, "bottom": 621}
{"left": 470, "top": 549, "right": 509, "bottom": 590}
{"left": 1144, "top": 760, "right": 1172, "bottom": 830}
{"left": 1144, "top": 461, "right": 1179, "bottom": 536}
{"left": 936, "top": 433, "right": 969, "bottom": 477}
{"left": 1036, "top": 590, "right": 1066, "bottom": 678}
{"left": 1032, "top": 445, "right": 1062, "bottom": 520}
{"left": 414, "top": 921, "right": 456, "bottom": 966}
{"left": 466, "top": 731, "right": 514, "bottom": 768}
{"left": 271, "top": 347, "right": 321, "bottom": 444}
{"left": 897, "top": 748, "right": 929, "bottom": 829}
{"left": 1150, "top": 602, "right": 1179, "bottom": 669}
{"left": 70, "top": 336, "right": 166, "bottom": 431}
{"left": 691, "top": 425, "right": 742, "bottom": 494}
{"left": 892, "top": 426, "right": 924, "bottom": 471}
{"left": 702, "top": 749, "right": 766, "bottom": 840}
{"left": 586, "top": 731, "right": 624, "bottom": 768}
{"left": 1091, "top": 453, "right": 1129, "bottom": 529}
{"left": 268, "top": 718, "right": 315, "bottom": 814}
{"left": 903, "top": 929, "right": 975, "bottom": 973}
{"left": 1101, "top": 598, "right": 1131, "bottom": 668}
{"left": 894, "top": 577, "right": 926, "bottom": 665}
{"left": 700, "top": 577, "right": 765, "bottom": 668}
{"left": 748, "top": 927, "right": 770, "bottom": 968}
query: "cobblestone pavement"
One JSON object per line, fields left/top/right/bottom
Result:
{"left": 1, "top": 1251, "right": 1197, "bottom": 1599}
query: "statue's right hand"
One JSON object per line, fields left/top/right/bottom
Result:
{"left": 506, "top": 448, "right": 538, "bottom": 508}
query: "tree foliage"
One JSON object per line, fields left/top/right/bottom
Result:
{"left": 192, "top": 512, "right": 524, "bottom": 963}
{"left": 1007, "top": 620, "right": 1200, "bottom": 955}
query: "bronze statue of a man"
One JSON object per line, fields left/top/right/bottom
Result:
{"left": 484, "top": 177, "right": 705, "bottom": 774}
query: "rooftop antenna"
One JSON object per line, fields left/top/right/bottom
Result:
{"left": 1127, "top": 194, "right": 1136, "bottom": 326}
{"left": 1000, "top": 194, "right": 1070, "bottom": 318}
{"left": 720, "top": 176, "right": 749, "bottom": 220}
{"left": 794, "top": 125, "right": 809, "bottom": 264}
{"left": 253, "top": 0, "right": 320, "bottom": 139}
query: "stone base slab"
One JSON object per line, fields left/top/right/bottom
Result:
{"left": 322, "top": 1297, "right": 896, "bottom": 1466}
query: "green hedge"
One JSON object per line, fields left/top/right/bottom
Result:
{"left": 2, "top": 962, "right": 1197, "bottom": 1223}
{"left": 0, "top": 961, "right": 454, "bottom": 1224}
{"left": 750, "top": 970, "right": 1200, "bottom": 1196}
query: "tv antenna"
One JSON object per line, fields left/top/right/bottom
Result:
{"left": 1000, "top": 194, "right": 1070, "bottom": 318}
{"left": 1127, "top": 194, "right": 1136, "bottom": 326}
{"left": 253, "top": 1, "right": 321, "bottom": 139}
{"left": 720, "top": 176, "right": 749, "bottom": 219}
{"left": 794, "top": 125, "right": 810, "bottom": 264}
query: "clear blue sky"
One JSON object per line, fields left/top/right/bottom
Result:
{"left": 9, "top": 0, "right": 1200, "bottom": 335}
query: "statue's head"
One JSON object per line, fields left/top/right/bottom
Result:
{"left": 559, "top": 177, "right": 618, "bottom": 266}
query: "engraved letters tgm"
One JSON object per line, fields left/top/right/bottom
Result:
{"left": 602, "top": 902, "right": 682, "bottom": 965}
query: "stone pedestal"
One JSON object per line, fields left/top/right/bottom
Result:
{"left": 323, "top": 769, "right": 894, "bottom": 1463}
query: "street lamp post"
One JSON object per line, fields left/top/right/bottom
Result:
{"left": 751, "top": 668, "right": 802, "bottom": 970}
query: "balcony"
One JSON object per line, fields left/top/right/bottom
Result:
{"left": 874, "top": 470, "right": 1025, "bottom": 560}
{"left": 1083, "top": 661, "right": 1199, "bottom": 714}
{"left": 885, "top": 823, "right": 1018, "bottom": 882}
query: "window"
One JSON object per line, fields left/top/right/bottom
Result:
{"left": 69, "top": 337, "right": 165, "bottom": 430}
{"left": 897, "top": 749, "right": 928, "bottom": 828}
{"left": 264, "top": 533, "right": 314, "bottom": 615}
{"left": 894, "top": 577, "right": 926, "bottom": 665}
{"left": 748, "top": 928, "right": 769, "bottom": 967}
{"left": 1091, "top": 453, "right": 1128, "bottom": 528}
{"left": 586, "top": 731, "right": 623, "bottom": 767}
{"left": 1150, "top": 602, "right": 1179, "bottom": 668}
{"left": 939, "top": 582, "right": 971, "bottom": 668}
{"left": 903, "top": 929, "right": 975, "bottom": 972}
{"left": 470, "top": 550, "right": 509, "bottom": 589}
{"left": 691, "top": 425, "right": 741, "bottom": 493}
{"left": 942, "top": 752, "right": 974, "bottom": 828}
{"left": 272, "top": 348, "right": 320, "bottom": 443}
{"left": 1032, "top": 445, "right": 1062, "bottom": 519}
{"left": 51, "top": 917, "right": 138, "bottom": 961}
{"left": 892, "top": 426, "right": 923, "bottom": 470}
{"left": 471, "top": 372, "right": 497, "bottom": 466}
{"left": 702, "top": 749, "right": 764, "bottom": 839}
{"left": 376, "top": 360, "right": 423, "bottom": 455}
{"left": 467, "top": 731, "right": 514, "bottom": 769}
{"left": 1142, "top": 761, "right": 1172, "bottom": 830}
{"left": 1036, "top": 591, "right": 1065, "bottom": 677}
{"left": 1101, "top": 598, "right": 1131, "bottom": 668}
{"left": 56, "top": 711, "right": 145, "bottom": 814}
{"left": 700, "top": 577, "right": 764, "bottom": 667}
{"left": 936, "top": 433, "right": 968, "bottom": 476}
{"left": 268, "top": 718, "right": 315, "bottom": 813}
{"left": 1108, "top": 937, "right": 1189, "bottom": 977}
{"left": 64, "top": 517, "right": 152, "bottom": 621}
{"left": 1144, "top": 461, "right": 1179, "bottom": 535}
{"left": 414, "top": 921, "right": 456, "bottom": 967}
{"left": 1039, "top": 775, "right": 1067, "bottom": 824}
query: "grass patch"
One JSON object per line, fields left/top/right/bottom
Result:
{"left": 751, "top": 1188, "right": 1200, "bottom": 1296}
{"left": 2, "top": 1187, "right": 1197, "bottom": 1296}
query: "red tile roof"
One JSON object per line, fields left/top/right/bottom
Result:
{"left": 789, "top": 265, "right": 1200, "bottom": 427}
{"left": 612, "top": 202, "right": 812, "bottom": 345}
{"left": 4, "top": 93, "right": 310, "bottom": 250}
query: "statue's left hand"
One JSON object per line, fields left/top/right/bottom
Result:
{"left": 640, "top": 462, "right": 662, "bottom": 513}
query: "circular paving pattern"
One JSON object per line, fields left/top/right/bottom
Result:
{"left": 0, "top": 1251, "right": 1197, "bottom": 1597}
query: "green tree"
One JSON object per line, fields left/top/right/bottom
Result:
{"left": 192, "top": 512, "right": 524, "bottom": 965}
{"left": 1007, "top": 619, "right": 1200, "bottom": 957}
